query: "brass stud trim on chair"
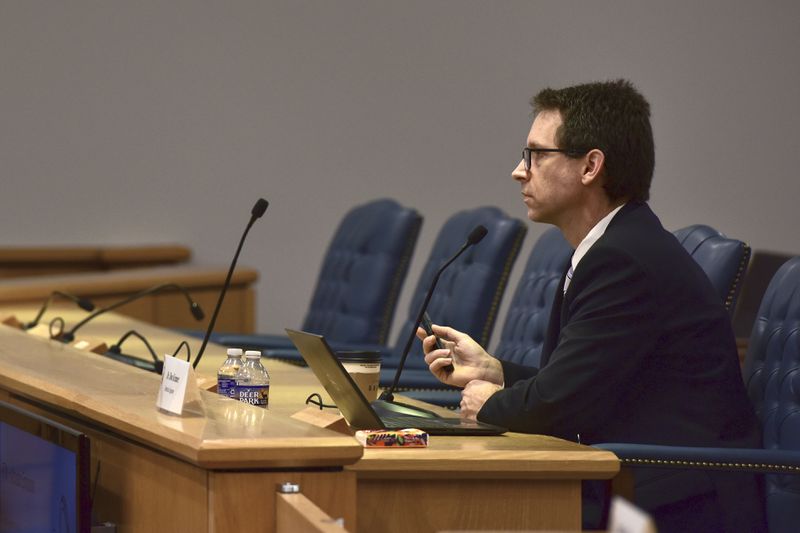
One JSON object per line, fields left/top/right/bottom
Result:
{"left": 725, "top": 242, "right": 751, "bottom": 311}
{"left": 480, "top": 226, "right": 527, "bottom": 348}
{"left": 619, "top": 457, "right": 800, "bottom": 473}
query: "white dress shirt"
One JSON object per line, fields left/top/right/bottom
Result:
{"left": 563, "top": 204, "right": 626, "bottom": 294}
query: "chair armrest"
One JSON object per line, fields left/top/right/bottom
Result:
{"left": 378, "top": 368, "right": 458, "bottom": 391}
{"left": 214, "top": 333, "right": 296, "bottom": 350}
{"left": 265, "top": 344, "right": 393, "bottom": 366}
{"left": 594, "top": 442, "right": 800, "bottom": 475}
{"left": 325, "top": 341, "right": 387, "bottom": 355}
{"left": 263, "top": 348, "right": 307, "bottom": 365}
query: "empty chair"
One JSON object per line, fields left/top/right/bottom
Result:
{"left": 493, "top": 227, "right": 574, "bottom": 368}
{"left": 378, "top": 206, "right": 527, "bottom": 385}
{"left": 215, "top": 198, "right": 422, "bottom": 350}
{"left": 270, "top": 206, "right": 527, "bottom": 378}
{"left": 673, "top": 224, "right": 751, "bottom": 314}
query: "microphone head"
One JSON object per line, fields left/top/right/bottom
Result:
{"left": 190, "top": 303, "right": 205, "bottom": 321}
{"left": 77, "top": 298, "right": 95, "bottom": 312}
{"left": 467, "top": 225, "right": 488, "bottom": 245}
{"left": 251, "top": 198, "right": 269, "bottom": 219}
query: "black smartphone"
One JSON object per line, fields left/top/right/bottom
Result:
{"left": 421, "top": 312, "right": 453, "bottom": 373}
{"left": 421, "top": 312, "right": 445, "bottom": 349}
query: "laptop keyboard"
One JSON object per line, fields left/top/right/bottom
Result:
{"left": 381, "top": 415, "right": 458, "bottom": 428}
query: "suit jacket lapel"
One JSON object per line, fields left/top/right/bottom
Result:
{"left": 538, "top": 203, "right": 642, "bottom": 369}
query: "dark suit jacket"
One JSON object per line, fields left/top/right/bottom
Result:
{"left": 478, "top": 202, "right": 763, "bottom": 528}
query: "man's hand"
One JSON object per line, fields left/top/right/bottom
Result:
{"left": 416, "top": 324, "right": 503, "bottom": 388}
{"left": 460, "top": 380, "right": 503, "bottom": 420}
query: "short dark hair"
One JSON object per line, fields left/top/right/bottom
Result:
{"left": 531, "top": 79, "right": 655, "bottom": 203}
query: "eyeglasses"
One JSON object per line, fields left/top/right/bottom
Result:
{"left": 522, "top": 147, "right": 587, "bottom": 171}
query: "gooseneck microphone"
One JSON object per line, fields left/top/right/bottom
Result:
{"left": 59, "top": 283, "right": 205, "bottom": 342}
{"left": 378, "top": 225, "right": 488, "bottom": 405}
{"left": 25, "top": 291, "right": 95, "bottom": 330}
{"left": 192, "top": 198, "right": 268, "bottom": 369}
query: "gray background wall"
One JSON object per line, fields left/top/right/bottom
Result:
{"left": 3, "top": 1, "right": 798, "bottom": 350}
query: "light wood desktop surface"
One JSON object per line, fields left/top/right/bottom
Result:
{"left": 0, "top": 308, "right": 619, "bottom": 532}
{"left": 0, "top": 317, "right": 360, "bottom": 532}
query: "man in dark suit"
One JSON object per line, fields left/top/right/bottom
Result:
{"left": 418, "top": 80, "right": 764, "bottom": 532}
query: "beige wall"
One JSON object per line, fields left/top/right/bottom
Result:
{"left": 3, "top": 1, "right": 799, "bottom": 348}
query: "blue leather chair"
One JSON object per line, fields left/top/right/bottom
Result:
{"left": 492, "top": 227, "right": 574, "bottom": 368}
{"left": 595, "top": 256, "right": 800, "bottom": 533}
{"left": 271, "top": 207, "right": 526, "bottom": 375}
{"left": 401, "top": 227, "right": 573, "bottom": 405}
{"left": 214, "top": 198, "right": 422, "bottom": 351}
{"left": 377, "top": 206, "right": 527, "bottom": 389}
{"left": 673, "top": 224, "right": 751, "bottom": 314}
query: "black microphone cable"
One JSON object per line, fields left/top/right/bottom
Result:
{"left": 105, "top": 332, "right": 193, "bottom": 374}
{"left": 24, "top": 290, "right": 95, "bottom": 330}
{"left": 58, "top": 283, "right": 205, "bottom": 343}
{"left": 48, "top": 316, "right": 66, "bottom": 340}
{"left": 107, "top": 330, "right": 163, "bottom": 374}
{"left": 171, "top": 340, "right": 192, "bottom": 362}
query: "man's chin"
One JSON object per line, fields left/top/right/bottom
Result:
{"left": 527, "top": 211, "right": 558, "bottom": 227}
{"left": 526, "top": 207, "right": 544, "bottom": 223}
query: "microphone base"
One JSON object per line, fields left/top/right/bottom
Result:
{"left": 371, "top": 399, "right": 441, "bottom": 420}
{"left": 103, "top": 351, "right": 163, "bottom": 374}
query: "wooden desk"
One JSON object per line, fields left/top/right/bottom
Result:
{"left": 0, "top": 324, "right": 361, "bottom": 532}
{"left": 0, "top": 244, "right": 191, "bottom": 278}
{"left": 0, "top": 311, "right": 619, "bottom": 532}
{"left": 0, "top": 265, "right": 258, "bottom": 333}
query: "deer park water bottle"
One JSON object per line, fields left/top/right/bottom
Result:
{"left": 217, "top": 348, "right": 243, "bottom": 399}
{"left": 235, "top": 350, "right": 270, "bottom": 408}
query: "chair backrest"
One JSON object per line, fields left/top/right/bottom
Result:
{"left": 673, "top": 224, "right": 751, "bottom": 314}
{"left": 742, "top": 256, "right": 800, "bottom": 532}
{"left": 394, "top": 206, "right": 526, "bottom": 369}
{"left": 488, "top": 224, "right": 747, "bottom": 369}
{"left": 494, "top": 227, "right": 573, "bottom": 367}
{"left": 302, "top": 198, "right": 422, "bottom": 345}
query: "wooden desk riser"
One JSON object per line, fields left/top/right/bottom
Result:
{"left": 0, "top": 264, "right": 258, "bottom": 333}
{"left": 0, "top": 311, "right": 619, "bottom": 532}
{"left": 0, "top": 244, "right": 191, "bottom": 278}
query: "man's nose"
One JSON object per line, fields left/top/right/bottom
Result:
{"left": 512, "top": 159, "right": 528, "bottom": 182}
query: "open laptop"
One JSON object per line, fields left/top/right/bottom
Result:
{"left": 286, "top": 329, "right": 506, "bottom": 436}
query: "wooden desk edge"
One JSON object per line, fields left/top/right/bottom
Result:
{"left": 0, "top": 265, "right": 259, "bottom": 302}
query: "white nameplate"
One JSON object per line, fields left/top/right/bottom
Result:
{"left": 608, "top": 496, "right": 657, "bottom": 533}
{"left": 156, "top": 355, "right": 201, "bottom": 415}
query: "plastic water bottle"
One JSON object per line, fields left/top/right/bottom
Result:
{"left": 217, "top": 348, "right": 243, "bottom": 399}
{"left": 235, "top": 350, "right": 270, "bottom": 408}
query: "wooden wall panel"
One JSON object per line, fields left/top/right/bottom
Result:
{"left": 209, "top": 470, "right": 356, "bottom": 533}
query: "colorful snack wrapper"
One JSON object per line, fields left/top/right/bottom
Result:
{"left": 355, "top": 428, "right": 429, "bottom": 447}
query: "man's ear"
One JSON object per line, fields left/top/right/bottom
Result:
{"left": 580, "top": 149, "right": 605, "bottom": 185}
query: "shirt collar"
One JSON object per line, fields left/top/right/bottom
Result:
{"left": 570, "top": 203, "right": 626, "bottom": 275}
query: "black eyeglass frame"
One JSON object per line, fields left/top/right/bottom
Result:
{"left": 522, "top": 147, "right": 588, "bottom": 171}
